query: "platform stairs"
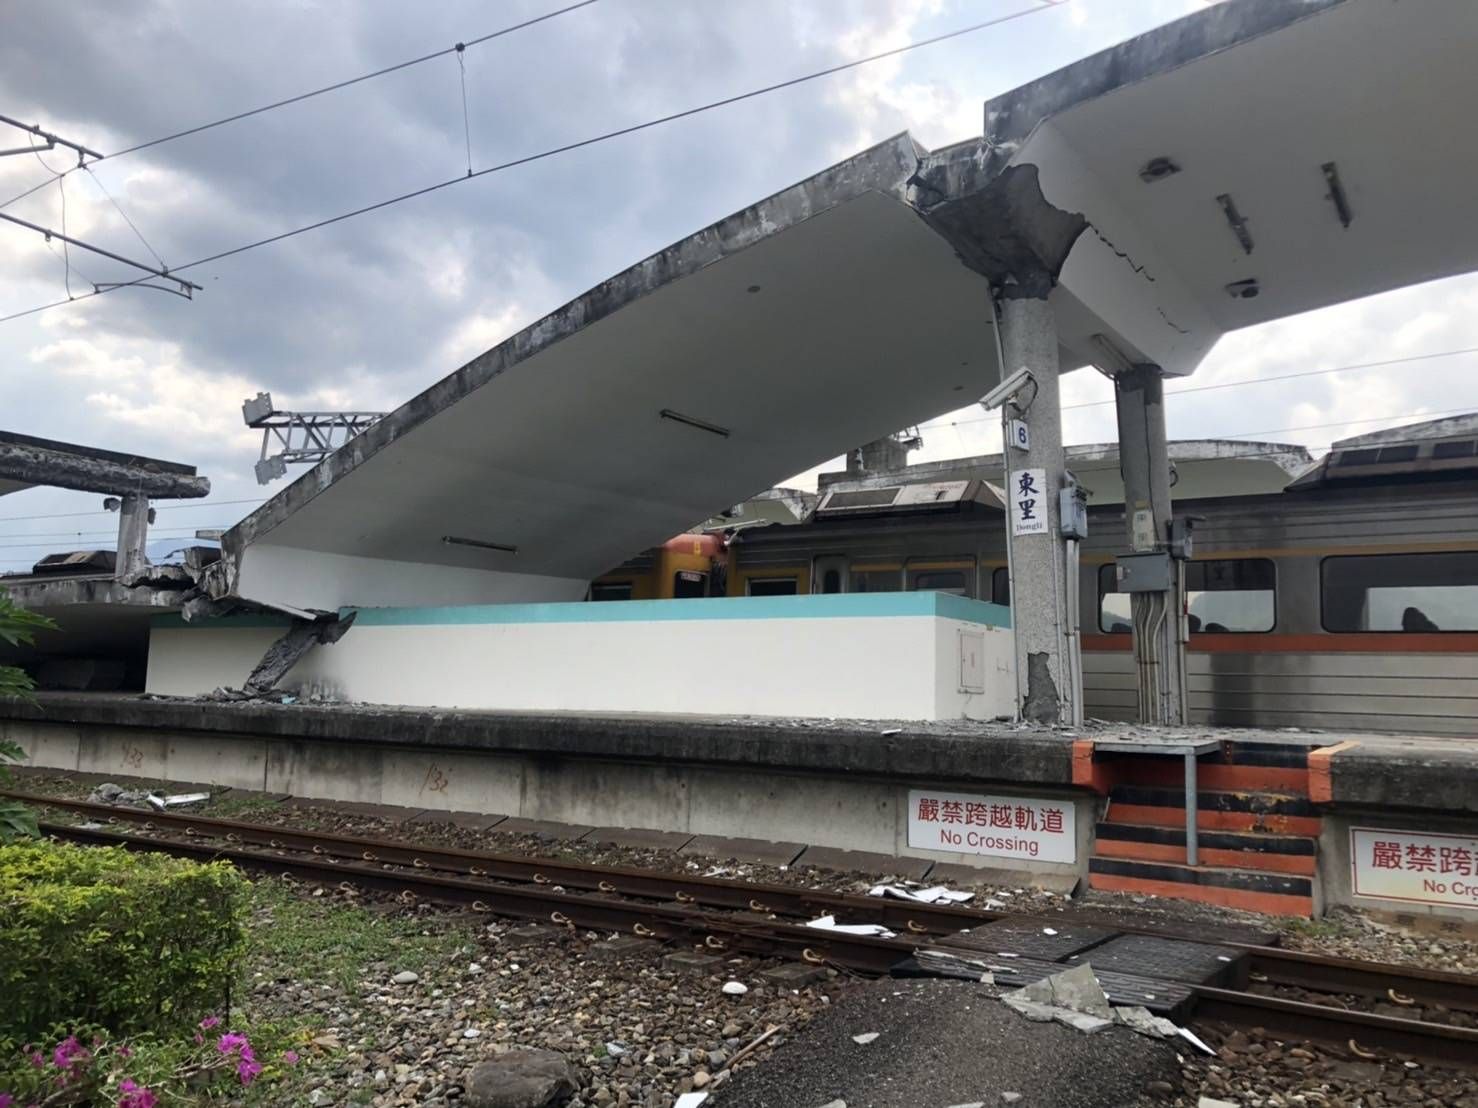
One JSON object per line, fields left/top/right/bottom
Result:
{"left": 1078, "top": 740, "right": 1322, "bottom": 916}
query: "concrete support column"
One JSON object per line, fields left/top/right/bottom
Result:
{"left": 997, "top": 294, "right": 1071, "bottom": 723}
{"left": 115, "top": 494, "right": 150, "bottom": 581}
{"left": 1113, "top": 366, "right": 1188, "bottom": 724}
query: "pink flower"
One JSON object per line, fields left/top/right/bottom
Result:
{"left": 116, "top": 1046, "right": 132, "bottom": 1058}
{"left": 52, "top": 1036, "right": 88, "bottom": 1070}
{"left": 0, "top": 1093, "right": 14, "bottom": 1108}
{"left": 236, "top": 1057, "right": 262, "bottom": 1086}
{"left": 117, "top": 1080, "right": 159, "bottom": 1108}
{"left": 283, "top": 1050, "right": 299, "bottom": 1066}
{"left": 27, "top": 1052, "right": 42, "bottom": 1068}
{"left": 199, "top": 1016, "right": 221, "bottom": 1030}
{"left": 216, "top": 1032, "right": 249, "bottom": 1056}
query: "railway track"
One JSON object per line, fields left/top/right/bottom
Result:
{"left": 13, "top": 789, "right": 1478, "bottom": 1070}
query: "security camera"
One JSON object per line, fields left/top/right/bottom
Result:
{"left": 979, "top": 367, "right": 1038, "bottom": 412}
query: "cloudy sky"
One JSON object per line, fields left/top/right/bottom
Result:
{"left": 2, "top": 0, "right": 1476, "bottom": 571}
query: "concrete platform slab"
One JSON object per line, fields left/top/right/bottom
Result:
{"left": 1069, "top": 933, "right": 1241, "bottom": 987}
{"left": 679, "top": 834, "right": 806, "bottom": 867}
{"left": 795, "top": 846, "right": 934, "bottom": 881}
{"left": 406, "top": 809, "right": 508, "bottom": 831}
{"left": 927, "top": 864, "right": 1080, "bottom": 897}
{"left": 582, "top": 826, "right": 695, "bottom": 851}
{"left": 493, "top": 817, "right": 595, "bottom": 841}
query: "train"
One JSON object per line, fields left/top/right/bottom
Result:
{"left": 592, "top": 427, "right": 1478, "bottom": 735}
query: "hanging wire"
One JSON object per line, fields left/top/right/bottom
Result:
{"left": 83, "top": 164, "right": 167, "bottom": 270}
{"left": 456, "top": 44, "right": 473, "bottom": 177}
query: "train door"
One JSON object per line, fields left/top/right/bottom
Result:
{"left": 812, "top": 555, "right": 847, "bottom": 594}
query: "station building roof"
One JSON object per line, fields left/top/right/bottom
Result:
{"left": 215, "top": 0, "right": 1478, "bottom": 615}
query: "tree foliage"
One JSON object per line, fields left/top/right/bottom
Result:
{"left": 0, "top": 586, "right": 55, "bottom": 841}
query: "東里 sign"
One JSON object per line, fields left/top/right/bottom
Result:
{"left": 907, "top": 788, "right": 1076, "bottom": 864}
{"left": 1351, "top": 827, "right": 1478, "bottom": 911}
{"left": 1009, "top": 467, "right": 1048, "bottom": 537}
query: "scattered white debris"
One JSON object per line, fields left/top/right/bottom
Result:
{"left": 805, "top": 914, "right": 897, "bottom": 939}
{"left": 851, "top": 1032, "right": 879, "bottom": 1045}
{"left": 880, "top": 728, "right": 903, "bottom": 735}
{"left": 1042, "top": 927, "right": 1059, "bottom": 936}
{"left": 867, "top": 884, "right": 974, "bottom": 906}
{"left": 147, "top": 791, "right": 211, "bottom": 810}
{"left": 391, "top": 971, "right": 418, "bottom": 985}
{"left": 1196, "top": 1099, "right": 1239, "bottom": 1108}
{"left": 605, "top": 1041, "right": 627, "bottom": 1057}
{"left": 1003, "top": 964, "right": 1216, "bottom": 1052}
{"left": 1002, "top": 1096, "right": 1023, "bottom": 1105}
{"left": 674, "top": 1094, "right": 709, "bottom": 1108}
{"left": 461, "top": 1028, "right": 480, "bottom": 1039}
{"left": 467, "top": 962, "right": 484, "bottom": 975}
{"left": 721, "top": 981, "right": 749, "bottom": 997}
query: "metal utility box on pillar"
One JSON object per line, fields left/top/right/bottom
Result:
{"left": 1111, "top": 363, "right": 1189, "bottom": 725}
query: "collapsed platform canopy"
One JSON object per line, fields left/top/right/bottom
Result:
{"left": 221, "top": 0, "right": 1478, "bottom": 613}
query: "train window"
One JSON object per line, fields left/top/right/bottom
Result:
{"left": 1186, "top": 558, "right": 1275, "bottom": 633}
{"left": 822, "top": 570, "right": 842, "bottom": 594}
{"left": 1098, "top": 565, "right": 1133, "bottom": 633}
{"left": 673, "top": 570, "right": 707, "bottom": 599}
{"left": 591, "top": 582, "right": 633, "bottom": 602}
{"left": 747, "top": 577, "right": 798, "bottom": 597}
{"left": 850, "top": 568, "right": 901, "bottom": 593}
{"left": 1098, "top": 558, "right": 1275, "bottom": 632}
{"left": 1321, "top": 551, "right": 1478, "bottom": 632}
{"left": 991, "top": 566, "right": 1010, "bottom": 607}
{"left": 907, "top": 568, "right": 970, "bottom": 596}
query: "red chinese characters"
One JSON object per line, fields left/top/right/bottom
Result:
{"left": 916, "top": 797, "right": 939, "bottom": 823}
{"left": 1371, "top": 840, "right": 1403, "bottom": 869}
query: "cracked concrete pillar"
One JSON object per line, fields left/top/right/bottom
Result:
{"left": 115, "top": 494, "right": 150, "bottom": 581}
{"left": 1114, "top": 366, "right": 1188, "bottom": 724}
{"left": 997, "top": 293, "right": 1071, "bottom": 724}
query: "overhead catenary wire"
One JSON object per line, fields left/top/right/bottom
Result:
{"left": 0, "top": 497, "right": 267, "bottom": 524}
{"left": 105, "top": 0, "right": 605, "bottom": 160}
{"left": 82, "top": 164, "right": 167, "bottom": 269}
{"left": 0, "top": 0, "right": 1069, "bottom": 326}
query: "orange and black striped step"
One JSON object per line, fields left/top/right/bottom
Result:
{"left": 1106, "top": 784, "right": 1322, "bottom": 836}
{"left": 1093, "top": 822, "right": 1318, "bottom": 876}
{"left": 1088, "top": 856, "right": 1315, "bottom": 917}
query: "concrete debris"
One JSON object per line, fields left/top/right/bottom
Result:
{"left": 391, "top": 971, "right": 419, "bottom": 985}
{"left": 851, "top": 1032, "right": 879, "bottom": 1045}
{"left": 946, "top": 1102, "right": 985, "bottom": 1108}
{"left": 673, "top": 1096, "right": 708, "bottom": 1108}
{"left": 1001, "top": 964, "right": 1213, "bottom": 1050}
{"left": 1196, "top": 1099, "right": 1239, "bottom": 1108}
{"left": 88, "top": 783, "right": 158, "bottom": 808}
{"left": 867, "top": 884, "right": 974, "bottom": 906}
{"left": 146, "top": 791, "right": 210, "bottom": 810}
{"left": 805, "top": 914, "right": 897, "bottom": 939}
{"left": 721, "top": 981, "right": 749, "bottom": 997}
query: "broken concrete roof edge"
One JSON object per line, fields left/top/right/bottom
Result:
{"left": 980, "top": 0, "right": 1348, "bottom": 169}
{"left": 0, "top": 430, "right": 198, "bottom": 477}
{"left": 219, "top": 131, "right": 940, "bottom": 565}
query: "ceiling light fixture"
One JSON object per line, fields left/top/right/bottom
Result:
{"left": 660, "top": 409, "right": 730, "bottom": 438}
{"left": 1215, "top": 193, "right": 1254, "bottom": 255}
{"left": 1321, "top": 161, "right": 1353, "bottom": 228}
{"left": 443, "top": 535, "right": 517, "bottom": 554}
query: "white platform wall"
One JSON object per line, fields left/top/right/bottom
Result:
{"left": 148, "top": 593, "right": 1015, "bottom": 721}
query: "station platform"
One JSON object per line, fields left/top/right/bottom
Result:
{"left": 4, "top": 692, "right": 1476, "bottom": 921}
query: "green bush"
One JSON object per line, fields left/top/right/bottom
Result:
{"left": 0, "top": 840, "right": 248, "bottom": 1040}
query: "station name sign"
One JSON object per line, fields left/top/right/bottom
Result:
{"left": 1351, "top": 827, "right": 1478, "bottom": 911}
{"left": 907, "top": 788, "right": 1076, "bottom": 864}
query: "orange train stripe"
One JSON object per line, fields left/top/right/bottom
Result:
{"left": 1307, "top": 739, "right": 1360, "bottom": 804}
{"left": 1087, "top": 872, "right": 1313, "bottom": 917}
{"left": 1108, "top": 803, "right": 1323, "bottom": 838}
{"left": 1092, "top": 839, "right": 1317, "bottom": 877}
{"left": 1081, "top": 632, "right": 1478, "bottom": 654}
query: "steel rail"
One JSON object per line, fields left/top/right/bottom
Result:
{"left": 1191, "top": 986, "right": 1478, "bottom": 1070}
{"left": 40, "top": 822, "right": 916, "bottom": 974}
{"left": 9, "top": 790, "right": 993, "bottom": 933}
{"left": 13, "top": 789, "right": 1478, "bottom": 1015}
{"left": 39, "top": 820, "right": 1478, "bottom": 1072}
